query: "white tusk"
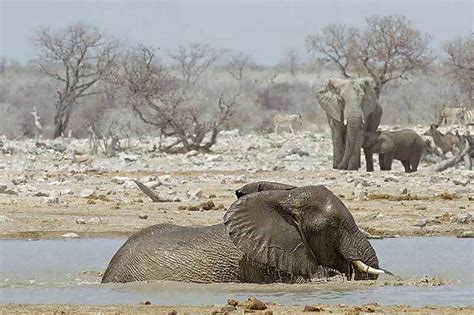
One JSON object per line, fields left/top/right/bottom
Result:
{"left": 353, "top": 260, "right": 386, "bottom": 275}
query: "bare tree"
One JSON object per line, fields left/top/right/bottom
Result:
{"left": 118, "top": 44, "right": 236, "bottom": 153}
{"left": 306, "top": 24, "right": 359, "bottom": 78}
{"left": 226, "top": 52, "right": 251, "bottom": 82}
{"left": 443, "top": 35, "right": 474, "bottom": 105}
{"left": 306, "top": 15, "right": 432, "bottom": 98}
{"left": 33, "top": 23, "right": 118, "bottom": 138}
{"left": 282, "top": 48, "right": 300, "bottom": 76}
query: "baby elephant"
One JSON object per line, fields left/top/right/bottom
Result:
{"left": 364, "top": 129, "right": 426, "bottom": 173}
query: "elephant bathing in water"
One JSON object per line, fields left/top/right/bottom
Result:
{"left": 102, "top": 182, "right": 391, "bottom": 284}
{"left": 317, "top": 78, "right": 382, "bottom": 171}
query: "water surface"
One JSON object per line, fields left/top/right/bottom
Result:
{"left": 0, "top": 237, "right": 472, "bottom": 306}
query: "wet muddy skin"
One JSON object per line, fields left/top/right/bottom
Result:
{"left": 0, "top": 237, "right": 472, "bottom": 306}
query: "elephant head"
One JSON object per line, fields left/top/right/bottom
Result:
{"left": 317, "top": 78, "right": 380, "bottom": 170}
{"left": 224, "top": 185, "right": 391, "bottom": 280}
{"left": 235, "top": 181, "right": 297, "bottom": 198}
{"left": 363, "top": 131, "right": 394, "bottom": 154}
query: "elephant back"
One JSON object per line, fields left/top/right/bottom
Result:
{"left": 102, "top": 224, "right": 243, "bottom": 283}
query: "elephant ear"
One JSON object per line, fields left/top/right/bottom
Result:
{"left": 317, "top": 79, "right": 343, "bottom": 123}
{"left": 224, "top": 191, "right": 315, "bottom": 276}
{"left": 358, "top": 78, "right": 378, "bottom": 121}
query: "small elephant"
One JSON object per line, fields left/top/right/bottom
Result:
{"left": 317, "top": 77, "right": 382, "bottom": 171}
{"left": 363, "top": 129, "right": 426, "bottom": 172}
{"left": 102, "top": 182, "right": 390, "bottom": 284}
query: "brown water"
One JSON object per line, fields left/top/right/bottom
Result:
{"left": 0, "top": 237, "right": 472, "bottom": 306}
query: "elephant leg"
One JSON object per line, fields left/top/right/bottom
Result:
{"left": 329, "top": 118, "right": 345, "bottom": 169}
{"left": 384, "top": 154, "right": 394, "bottom": 170}
{"left": 378, "top": 153, "right": 385, "bottom": 170}
{"left": 410, "top": 153, "right": 422, "bottom": 172}
{"left": 364, "top": 147, "right": 374, "bottom": 172}
{"left": 379, "top": 153, "right": 392, "bottom": 171}
{"left": 401, "top": 160, "right": 411, "bottom": 173}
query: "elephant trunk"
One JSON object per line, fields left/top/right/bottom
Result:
{"left": 338, "top": 114, "right": 363, "bottom": 170}
{"left": 337, "top": 223, "right": 388, "bottom": 280}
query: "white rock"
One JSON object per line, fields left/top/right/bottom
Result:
{"left": 62, "top": 232, "right": 80, "bottom": 238}
{"left": 159, "top": 175, "right": 173, "bottom": 182}
{"left": 0, "top": 180, "right": 18, "bottom": 195}
{"left": 186, "top": 188, "right": 203, "bottom": 200}
{"left": 112, "top": 176, "right": 130, "bottom": 185}
{"left": 79, "top": 189, "right": 96, "bottom": 198}
{"left": 186, "top": 150, "right": 199, "bottom": 157}
{"left": 122, "top": 180, "right": 136, "bottom": 189}
{"left": 73, "top": 174, "right": 86, "bottom": 181}
{"left": 76, "top": 218, "right": 86, "bottom": 224}
{"left": 145, "top": 180, "right": 161, "bottom": 189}
{"left": 87, "top": 217, "right": 102, "bottom": 224}
{"left": 231, "top": 175, "right": 247, "bottom": 184}
{"left": 414, "top": 219, "right": 427, "bottom": 228}
{"left": 0, "top": 215, "right": 12, "bottom": 223}
{"left": 140, "top": 175, "right": 158, "bottom": 184}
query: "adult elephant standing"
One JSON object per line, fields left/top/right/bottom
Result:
{"left": 317, "top": 78, "right": 382, "bottom": 171}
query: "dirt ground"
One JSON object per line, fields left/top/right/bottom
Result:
{"left": 2, "top": 302, "right": 473, "bottom": 314}
{"left": 0, "top": 169, "right": 472, "bottom": 240}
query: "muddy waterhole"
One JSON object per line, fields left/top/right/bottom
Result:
{"left": 0, "top": 237, "right": 472, "bottom": 306}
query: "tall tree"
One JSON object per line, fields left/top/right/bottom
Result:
{"left": 443, "top": 35, "right": 473, "bottom": 104}
{"left": 118, "top": 44, "right": 237, "bottom": 153}
{"left": 34, "top": 23, "right": 118, "bottom": 138}
{"left": 306, "top": 15, "right": 432, "bottom": 98}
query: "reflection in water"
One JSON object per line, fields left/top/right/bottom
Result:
{"left": 0, "top": 237, "right": 472, "bottom": 306}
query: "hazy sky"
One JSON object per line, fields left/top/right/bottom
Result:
{"left": 1, "top": 0, "right": 472, "bottom": 65}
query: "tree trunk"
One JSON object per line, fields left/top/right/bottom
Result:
{"left": 434, "top": 139, "right": 470, "bottom": 172}
{"left": 53, "top": 101, "right": 71, "bottom": 139}
{"left": 53, "top": 117, "right": 66, "bottom": 138}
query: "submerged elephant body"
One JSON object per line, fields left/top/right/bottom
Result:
{"left": 102, "top": 223, "right": 308, "bottom": 283}
{"left": 364, "top": 129, "right": 426, "bottom": 172}
{"left": 103, "top": 184, "right": 389, "bottom": 284}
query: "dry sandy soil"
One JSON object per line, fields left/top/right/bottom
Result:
{"left": 0, "top": 167, "right": 472, "bottom": 240}
{"left": 2, "top": 302, "right": 474, "bottom": 314}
